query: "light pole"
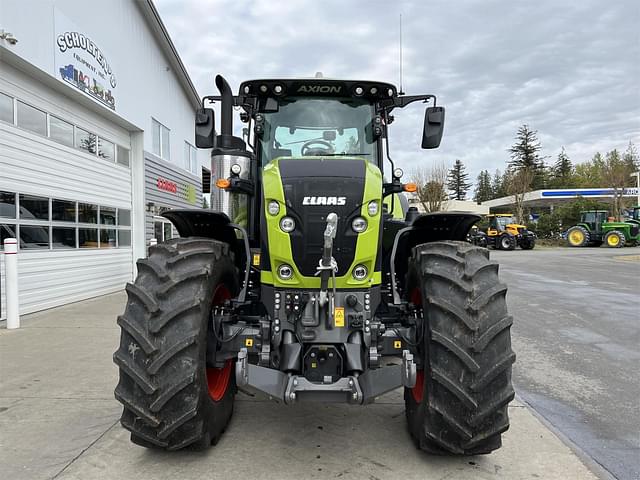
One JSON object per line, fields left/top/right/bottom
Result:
{"left": 632, "top": 171, "right": 640, "bottom": 206}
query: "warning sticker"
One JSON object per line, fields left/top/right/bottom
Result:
{"left": 245, "top": 338, "right": 254, "bottom": 347}
{"left": 334, "top": 307, "right": 345, "bottom": 327}
{"left": 252, "top": 253, "right": 261, "bottom": 266}
{"left": 394, "top": 340, "right": 402, "bottom": 349}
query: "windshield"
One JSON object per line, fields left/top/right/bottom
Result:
{"left": 258, "top": 97, "right": 377, "bottom": 164}
{"left": 496, "top": 217, "right": 516, "bottom": 227}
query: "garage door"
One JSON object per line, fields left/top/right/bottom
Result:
{"left": 1, "top": 69, "right": 133, "bottom": 318}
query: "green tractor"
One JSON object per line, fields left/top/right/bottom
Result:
{"left": 566, "top": 210, "right": 640, "bottom": 248}
{"left": 114, "top": 75, "right": 515, "bottom": 455}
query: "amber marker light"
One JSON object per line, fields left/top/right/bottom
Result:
{"left": 403, "top": 183, "right": 418, "bottom": 193}
{"left": 216, "top": 178, "right": 231, "bottom": 189}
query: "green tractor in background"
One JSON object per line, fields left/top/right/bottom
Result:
{"left": 566, "top": 210, "right": 640, "bottom": 248}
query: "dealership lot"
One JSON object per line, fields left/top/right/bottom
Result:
{"left": 2, "top": 247, "right": 638, "bottom": 479}
{"left": 496, "top": 247, "right": 640, "bottom": 480}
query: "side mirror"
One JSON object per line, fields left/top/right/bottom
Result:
{"left": 195, "top": 108, "right": 215, "bottom": 148}
{"left": 421, "top": 106, "right": 445, "bottom": 149}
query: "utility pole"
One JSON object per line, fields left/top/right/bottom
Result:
{"left": 632, "top": 171, "right": 640, "bottom": 206}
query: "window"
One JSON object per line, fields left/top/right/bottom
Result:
{"left": 0, "top": 92, "right": 13, "bottom": 124}
{"left": 118, "top": 209, "right": 131, "bottom": 226}
{"left": 1, "top": 224, "right": 17, "bottom": 250}
{"left": 20, "top": 225, "right": 50, "bottom": 249}
{"left": 0, "top": 191, "right": 16, "bottom": 218}
{"left": 78, "top": 203, "right": 98, "bottom": 224}
{"left": 52, "top": 227, "right": 76, "bottom": 249}
{"left": 76, "top": 127, "right": 97, "bottom": 154}
{"left": 185, "top": 141, "right": 198, "bottom": 174}
{"left": 117, "top": 145, "right": 130, "bottom": 167}
{"left": 52, "top": 199, "right": 76, "bottom": 222}
{"left": 118, "top": 229, "right": 131, "bottom": 246}
{"left": 100, "top": 229, "right": 117, "bottom": 248}
{"left": 100, "top": 206, "right": 116, "bottom": 225}
{"left": 79, "top": 228, "right": 99, "bottom": 248}
{"left": 164, "top": 223, "right": 172, "bottom": 241}
{"left": 98, "top": 137, "right": 115, "bottom": 161}
{"left": 17, "top": 101, "right": 47, "bottom": 136}
{"left": 152, "top": 118, "right": 170, "bottom": 160}
{"left": 259, "top": 97, "right": 378, "bottom": 164}
{"left": 20, "top": 194, "right": 49, "bottom": 220}
{"left": 49, "top": 116, "right": 74, "bottom": 147}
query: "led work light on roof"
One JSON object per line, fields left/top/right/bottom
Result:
{"left": 354, "top": 86, "right": 364, "bottom": 96}
{"left": 370, "top": 87, "right": 378, "bottom": 94}
{"left": 268, "top": 200, "right": 280, "bottom": 216}
{"left": 274, "top": 85, "right": 283, "bottom": 94}
{"left": 260, "top": 84, "right": 268, "bottom": 93}
{"left": 388, "top": 88, "right": 394, "bottom": 97}
{"left": 243, "top": 85, "right": 250, "bottom": 94}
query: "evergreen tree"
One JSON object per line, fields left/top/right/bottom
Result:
{"left": 491, "top": 169, "right": 507, "bottom": 198}
{"left": 508, "top": 124, "right": 547, "bottom": 189}
{"left": 473, "top": 170, "right": 493, "bottom": 202}
{"left": 552, "top": 147, "right": 573, "bottom": 187}
{"left": 446, "top": 159, "right": 471, "bottom": 200}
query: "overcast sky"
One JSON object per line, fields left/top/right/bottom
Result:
{"left": 155, "top": 0, "right": 640, "bottom": 184}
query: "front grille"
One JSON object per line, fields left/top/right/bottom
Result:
{"left": 279, "top": 159, "right": 366, "bottom": 277}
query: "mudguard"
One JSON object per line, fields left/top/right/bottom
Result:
{"left": 389, "top": 212, "right": 481, "bottom": 303}
{"left": 161, "top": 209, "right": 251, "bottom": 302}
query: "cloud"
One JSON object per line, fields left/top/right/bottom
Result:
{"left": 155, "top": 0, "right": 640, "bottom": 182}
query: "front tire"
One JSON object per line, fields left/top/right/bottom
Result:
{"left": 604, "top": 230, "right": 626, "bottom": 248}
{"left": 520, "top": 236, "right": 536, "bottom": 250}
{"left": 404, "top": 241, "right": 515, "bottom": 455}
{"left": 114, "top": 237, "right": 238, "bottom": 450}
{"left": 498, "top": 234, "right": 516, "bottom": 250}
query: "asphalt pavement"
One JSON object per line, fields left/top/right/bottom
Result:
{"left": 496, "top": 247, "right": 640, "bottom": 480}
{"left": 2, "top": 247, "right": 636, "bottom": 479}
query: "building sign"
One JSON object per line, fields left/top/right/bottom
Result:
{"left": 54, "top": 10, "right": 117, "bottom": 110}
{"left": 156, "top": 177, "right": 197, "bottom": 205}
{"left": 541, "top": 188, "right": 639, "bottom": 198}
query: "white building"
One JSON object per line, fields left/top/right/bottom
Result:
{"left": 0, "top": 0, "right": 209, "bottom": 318}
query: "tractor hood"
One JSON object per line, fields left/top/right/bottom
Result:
{"left": 262, "top": 157, "right": 383, "bottom": 288}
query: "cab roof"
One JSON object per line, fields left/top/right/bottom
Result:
{"left": 238, "top": 78, "right": 398, "bottom": 101}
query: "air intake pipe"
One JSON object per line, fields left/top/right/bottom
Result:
{"left": 215, "top": 74, "right": 245, "bottom": 151}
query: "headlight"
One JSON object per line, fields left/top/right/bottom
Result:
{"left": 278, "top": 264, "right": 293, "bottom": 280}
{"left": 352, "top": 264, "right": 368, "bottom": 280}
{"left": 280, "top": 216, "right": 296, "bottom": 233}
{"left": 268, "top": 200, "right": 280, "bottom": 216}
{"left": 393, "top": 167, "right": 404, "bottom": 179}
{"left": 230, "top": 163, "right": 242, "bottom": 175}
{"left": 352, "top": 217, "right": 368, "bottom": 233}
{"left": 367, "top": 201, "right": 379, "bottom": 216}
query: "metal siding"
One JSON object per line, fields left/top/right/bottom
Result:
{"left": 0, "top": 96, "right": 133, "bottom": 319}
{"left": 6, "top": 249, "right": 131, "bottom": 316}
{"left": 144, "top": 154, "right": 202, "bottom": 240}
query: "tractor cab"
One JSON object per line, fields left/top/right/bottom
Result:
{"left": 487, "top": 214, "right": 521, "bottom": 236}
{"left": 580, "top": 210, "right": 608, "bottom": 232}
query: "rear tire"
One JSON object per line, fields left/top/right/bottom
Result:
{"left": 519, "top": 236, "right": 536, "bottom": 250}
{"left": 604, "top": 230, "right": 626, "bottom": 248}
{"left": 404, "top": 241, "right": 515, "bottom": 455}
{"left": 567, "top": 226, "right": 590, "bottom": 247}
{"left": 114, "top": 237, "right": 238, "bottom": 450}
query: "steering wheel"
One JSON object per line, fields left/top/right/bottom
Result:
{"left": 301, "top": 139, "right": 335, "bottom": 156}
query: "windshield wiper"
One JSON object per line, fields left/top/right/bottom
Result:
{"left": 316, "top": 153, "right": 371, "bottom": 156}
